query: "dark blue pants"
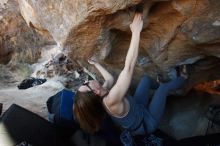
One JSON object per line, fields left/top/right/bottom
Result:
{"left": 133, "top": 75, "right": 185, "bottom": 125}
{"left": 120, "top": 75, "right": 185, "bottom": 146}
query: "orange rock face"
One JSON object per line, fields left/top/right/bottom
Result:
{"left": 1, "top": 0, "right": 220, "bottom": 86}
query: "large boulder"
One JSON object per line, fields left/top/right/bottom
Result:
{"left": 17, "top": 0, "right": 220, "bottom": 79}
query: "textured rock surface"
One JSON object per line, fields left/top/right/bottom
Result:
{"left": 17, "top": 0, "right": 220, "bottom": 81}
{"left": 0, "top": 0, "right": 53, "bottom": 64}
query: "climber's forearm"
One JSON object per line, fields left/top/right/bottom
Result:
{"left": 94, "top": 63, "right": 114, "bottom": 88}
{"left": 124, "top": 32, "right": 140, "bottom": 72}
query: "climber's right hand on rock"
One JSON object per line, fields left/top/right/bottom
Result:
{"left": 88, "top": 57, "right": 98, "bottom": 65}
{"left": 130, "top": 13, "right": 143, "bottom": 34}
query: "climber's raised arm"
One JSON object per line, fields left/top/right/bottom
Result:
{"left": 105, "top": 13, "right": 143, "bottom": 113}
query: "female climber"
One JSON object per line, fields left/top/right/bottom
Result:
{"left": 73, "top": 13, "right": 186, "bottom": 137}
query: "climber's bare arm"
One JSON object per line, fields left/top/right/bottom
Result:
{"left": 88, "top": 59, "right": 114, "bottom": 90}
{"left": 105, "top": 13, "right": 143, "bottom": 115}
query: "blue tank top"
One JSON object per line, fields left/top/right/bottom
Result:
{"left": 108, "top": 95, "right": 157, "bottom": 135}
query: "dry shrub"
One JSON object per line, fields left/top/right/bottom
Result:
{"left": 9, "top": 63, "right": 32, "bottom": 81}
{"left": 9, "top": 47, "right": 41, "bottom": 65}
{"left": 0, "top": 64, "right": 11, "bottom": 81}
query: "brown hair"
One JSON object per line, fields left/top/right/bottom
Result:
{"left": 73, "top": 91, "right": 106, "bottom": 133}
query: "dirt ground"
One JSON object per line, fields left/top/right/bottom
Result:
{"left": 0, "top": 80, "right": 64, "bottom": 119}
